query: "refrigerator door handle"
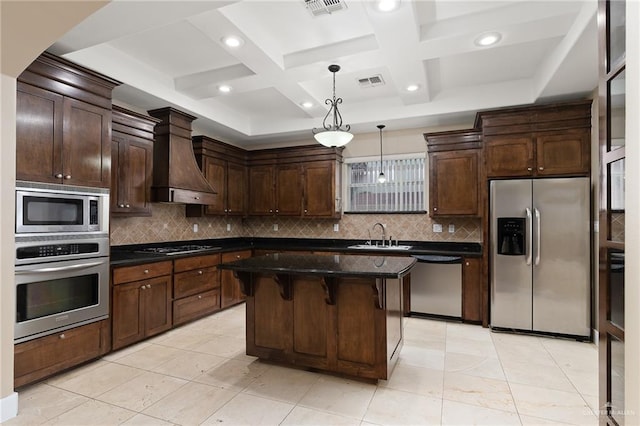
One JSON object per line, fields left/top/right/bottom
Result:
{"left": 525, "top": 208, "right": 533, "bottom": 265}
{"left": 534, "top": 208, "right": 541, "bottom": 266}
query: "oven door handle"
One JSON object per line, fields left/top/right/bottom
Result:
{"left": 16, "top": 261, "right": 105, "bottom": 274}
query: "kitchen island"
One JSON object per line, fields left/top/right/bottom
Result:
{"left": 218, "top": 252, "right": 416, "bottom": 380}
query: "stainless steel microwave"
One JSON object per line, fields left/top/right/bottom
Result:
{"left": 16, "top": 183, "right": 109, "bottom": 234}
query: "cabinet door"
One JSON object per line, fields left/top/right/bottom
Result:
{"left": 429, "top": 150, "right": 479, "bottom": 216}
{"left": 535, "top": 129, "right": 590, "bottom": 176}
{"left": 111, "top": 134, "right": 124, "bottom": 213}
{"left": 485, "top": 134, "right": 534, "bottom": 178}
{"left": 248, "top": 165, "right": 275, "bottom": 215}
{"left": 143, "top": 275, "right": 173, "bottom": 337}
{"left": 227, "top": 162, "right": 246, "bottom": 215}
{"left": 462, "top": 257, "right": 483, "bottom": 323}
{"left": 221, "top": 250, "right": 251, "bottom": 308}
{"left": 276, "top": 165, "right": 302, "bottom": 216}
{"left": 304, "top": 161, "right": 336, "bottom": 217}
{"left": 111, "top": 133, "right": 153, "bottom": 216}
{"left": 112, "top": 280, "right": 145, "bottom": 350}
{"left": 16, "top": 83, "right": 64, "bottom": 184}
{"left": 203, "top": 157, "right": 226, "bottom": 215}
{"left": 63, "top": 98, "right": 111, "bottom": 187}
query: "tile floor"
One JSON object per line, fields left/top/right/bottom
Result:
{"left": 5, "top": 304, "right": 599, "bottom": 425}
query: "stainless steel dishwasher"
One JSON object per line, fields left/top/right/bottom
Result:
{"left": 410, "top": 255, "right": 462, "bottom": 318}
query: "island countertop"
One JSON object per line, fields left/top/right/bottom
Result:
{"left": 217, "top": 252, "right": 416, "bottom": 278}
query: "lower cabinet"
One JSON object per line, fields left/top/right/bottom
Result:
{"left": 220, "top": 250, "right": 252, "bottom": 308}
{"left": 461, "top": 257, "right": 483, "bottom": 323}
{"left": 14, "top": 319, "right": 110, "bottom": 388}
{"left": 173, "top": 254, "right": 221, "bottom": 326}
{"left": 112, "top": 261, "right": 173, "bottom": 350}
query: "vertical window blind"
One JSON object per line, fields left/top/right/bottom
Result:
{"left": 346, "top": 157, "right": 425, "bottom": 212}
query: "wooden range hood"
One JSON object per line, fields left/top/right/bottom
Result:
{"left": 148, "top": 107, "right": 217, "bottom": 204}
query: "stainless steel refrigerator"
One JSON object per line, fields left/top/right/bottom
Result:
{"left": 490, "top": 177, "right": 591, "bottom": 338}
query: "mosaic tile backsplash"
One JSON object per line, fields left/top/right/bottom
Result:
{"left": 110, "top": 203, "right": 482, "bottom": 246}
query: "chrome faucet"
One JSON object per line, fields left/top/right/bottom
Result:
{"left": 372, "top": 222, "right": 387, "bottom": 246}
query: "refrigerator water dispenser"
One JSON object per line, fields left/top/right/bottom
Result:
{"left": 497, "top": 217, "right": 525, "bottom": 256}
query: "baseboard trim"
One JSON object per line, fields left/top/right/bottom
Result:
{"left": 0, "top": 391, "right": 18, "bottom": 423}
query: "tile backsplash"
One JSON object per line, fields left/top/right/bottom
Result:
{"left": 110, "top": 203, "right": 482, "bottom": 246}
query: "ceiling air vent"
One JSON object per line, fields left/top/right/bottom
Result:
{"left": 305, "top": 0, "right": 348, "bottom": 16}
{"left": 358, "top": 74, "right": 385, "bottom": 88}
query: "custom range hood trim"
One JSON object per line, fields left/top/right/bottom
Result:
{"left": 148, "top": 107, "right": 217, "bottom": 204}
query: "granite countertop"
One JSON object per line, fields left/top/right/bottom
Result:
{"left": 110, "top": 237, "right": 482, "bottom": 267}
{"left": 218, "top": 252, "right": 416, "bottom": 278}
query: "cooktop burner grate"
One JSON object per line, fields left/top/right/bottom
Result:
{"left": 135, "top": 245, "right": 220, "bottom": 255}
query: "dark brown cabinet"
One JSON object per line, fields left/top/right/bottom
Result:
{"left": 16, "top": 53, "right": 119, "bottom": 188}
{"left": 112, "top": 261, "right": 173, "bottom": 350}
{"left": 303, "top": 161, "right": 340, "bottom": 217}
{"left": 220, "top": 250, "right": 252, "bottom": 308}
{"left": 248, "top": 164, "right": 302, "bottom": 216}
{"left": 189, "top": 136, "right": 247, "bottom": 217}
{"left": 425, "top": 130, "right": 481, "bottom": 217}
{"left": 111, "top": 106, "right": 159, "bottom": 216}
{"left": 173, "top": 254, "right": 221, "bottom": 325}
{"left": 14, "top": 320, "right": 110, "bottom": 388}
{"left": 461, "top": 257, "right": 483, "bottom": 323}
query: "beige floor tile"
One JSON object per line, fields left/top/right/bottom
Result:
{"left": 102, "top": 341, "right": 151, "bottom": 362}
{"left": 148, "top": 328, "right": 219, "bottom": 350}
{"left": 3, "top": 384, "right": 88, "bottom": 426}
{"left": 444, "top": 352, "right": 506, "bottom": 381}
{"left": 446, "top": 336, "right": 499, "bottom": 359}
{"left": 502, "top": 359, "right": 576, "bottom": 392}
{"left": 44, "top": 399, "right": 136, "bottom": 425}
{"left": 510, "top": 382, "right": 598, "bottom": 425}
{"left": 298, "top": 375, "right": 377, "bottom": 419}
{"left": 111, "top": 344, "right": 185, "bottom": 371}
{"left": 363, "top": 387, "right": 442, "bottom": 425}
{"left": 243, "top": 364, "right": 320, "bottom": 404}
{"left": 443, "top": 372, "right": 516, "bottom": 412}
{"left": 97, "top": 371, "right": 187, "bottom": 412}
{"left": 493, "top": 333, "right": 557, "bottom": 368}
{"left": 201, "top": 392, "right": 294, "bottom": 425}
{"left": 520, "top": 414, "right": 574, "bottom": 425}
{"left": 151, "top": 351, "right": 226, "bottom": 380}
{"left": 378, "top": 363, "right": 444, "bottom": 398}
{"left": 190, "top": 334, "right": 247, "bottom": 358}
{"left": 280, "top": 406, "right": 360, "bottom": 425}
{"left": 45, "top": 359, "right": 106, "bottom": 386}
{"left": 47, "top": 361, "right": 144, "bottom": 398}
{"left": 120, "top": 413, "right": 176, "bottom": 425}
{"left": 142, "top": 381, "right": 236, "bottom": 425}
{"left": 441, "top": 399, "right": 520, "bottom": 425}
{"left": 447, "top": 322, "right": 494, "bottom": 342}
{"left": 193, "top": 357, "right": 270, "bottom": 392}
{"left": 398, "top": 343, "right": 446, "bottom": 370}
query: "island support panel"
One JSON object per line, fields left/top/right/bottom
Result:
{"left": 241, "top": 273, "right": 403, "bottom": 380}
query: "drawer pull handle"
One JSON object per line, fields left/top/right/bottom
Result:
{"left": 195, "top": 196, "right": 200, "bottom": 200}
{"left": 144, "top": 269, "right": 149, "bottom": 274}
{"left": 527, "top": 167, "right": 533, "bottom": 171}
{"left": 198, "top": 295, "right": 202, "bottom": 299}
{"left": 538, "top": 166, "right": 544, "bottom": 171}
{"left": 198, "top": 270, "right": 203, "bottom": 275}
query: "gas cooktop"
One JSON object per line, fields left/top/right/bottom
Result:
{"left": 135, "top": 245, "right": 220, "bottom": 256}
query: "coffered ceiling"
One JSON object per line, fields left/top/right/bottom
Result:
{"left": 49, "top": 0, "right": 598, "bottom": 148}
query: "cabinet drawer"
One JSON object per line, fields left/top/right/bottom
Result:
{"left": 174, "top": 266, "right": 219, "bottom": 299}
{"left": 173, "top": 289, "right": 220, "bottom": 326}
{"left": 221, "top": 250, "right": 252, "bottom": 263}
{"left": 174, "top": 254, "right": 220, "bottom": 273}
{"left": 14, "top": 320, "right": 109, "bottom": 388}
{"left": 113, "top": 261, "right": 172, "bottom": 284}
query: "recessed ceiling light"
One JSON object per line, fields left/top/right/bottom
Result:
{"left": 406, "top": 84, "right": 419, "bottom": 92}
{"left": 218, "top": 85, "right": 232, "bottom": 93}
{"left": 475, "top": 32, "right": 502, "bottom": 47}
{"left": 376, "top": 0, "right": 400, "bottom": 12}
{"left": 301, "top": 101, "right": 313, "bottom": 108}
{"left": 222, "top": 36, "right": 243, "bottom": 48}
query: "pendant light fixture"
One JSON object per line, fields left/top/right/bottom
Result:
{"left": 313, "top": 64, "right": 353, "bottom": 147}
{"left": 377, "top": 124, "right": 386, "bottom": 183}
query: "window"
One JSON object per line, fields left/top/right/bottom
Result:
{"left": 345, "top": 155, "right": 425, "bottom": 212}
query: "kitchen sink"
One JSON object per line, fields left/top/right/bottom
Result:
{"left": 348, "top": 244, "right": 413, "bottom": 250}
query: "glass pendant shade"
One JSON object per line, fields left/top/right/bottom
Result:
{"left": 314, "top": 130, "right": 353, "bottom": 147}
{"left": 312, "top": 64, "right": 352, "bottom": 147}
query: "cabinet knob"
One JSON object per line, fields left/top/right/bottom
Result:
{"left": 144, "top": 269, "right": 149, "bottom": 274}
{"left": 304, "top": 209, "right": 308, "bottom": 213}
{"left": 465, "top": 261, "right": 470, "bottom": 266}
{"left": 59, "top": 333, "right": 66, "bottom": 339}
{"left": 55, "top": 173, "right": 63, "bottom": 179}
{"left": 269, "top": 209, "right": 273, "bottom": 213}
{"left": 198, "top": 270, "right": 203, "bottom": 275}
{"left": 146, "top": 284, "right": 151, "bottom": 289}
{"left": 119, "top": 204, "right": 125, "bottom": 208}
{"left": 275, "top": 209, "right": 279, "bottom": 213}
{"left": 195, "top": 196, "right": 200, "bottom": 200}
{"left": 125, "top": 204, "right": 130, "bottom": 208}
{"left": 64, "top": 175, "right": 71, "bottom": 180}
{"left": 538, "top": 166, "right": 544, "bottom": 171}
{"left": 527, "top": 167, "right": 533, "bottom": 171}
{"left": 198, "top": 295, "right": 202, "bottom": 299}
{"left": 433, "top": 207, "right": 437, "bottom": 211}
{"left": 140, "top": 285, "right": 146, "bottom": 290}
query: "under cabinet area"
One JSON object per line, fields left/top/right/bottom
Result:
{"left": 173, "top": 254, "right": 221, "bottom": 325}
{"left": 111, "top": 261, "right": 173, "bottom": 350}
{"left": 220, "top": 250, "right": 251, "bottom": 308}
{"left": 14, "top": 319, "right": 110, "bottom": 388}
{"left": 16, "top": 53, "right": 119, "bottom": 187}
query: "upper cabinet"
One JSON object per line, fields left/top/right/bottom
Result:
{"left": 188, "top": 136, "right": 248, "bottom": 217}
{"left": 16, "top": 53, "right": 120, "bottom": 188}
{"left": 425, "top": 130, "right": 481, "bottom": 217}
{"left": 478, "top": 101, "right": 592, "bottom": 178}
{"left": 111, "top": 106, "right": 160, "bottom": 216}
{"left": 248, "top": 145, "right": 343, "bottom": 218}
